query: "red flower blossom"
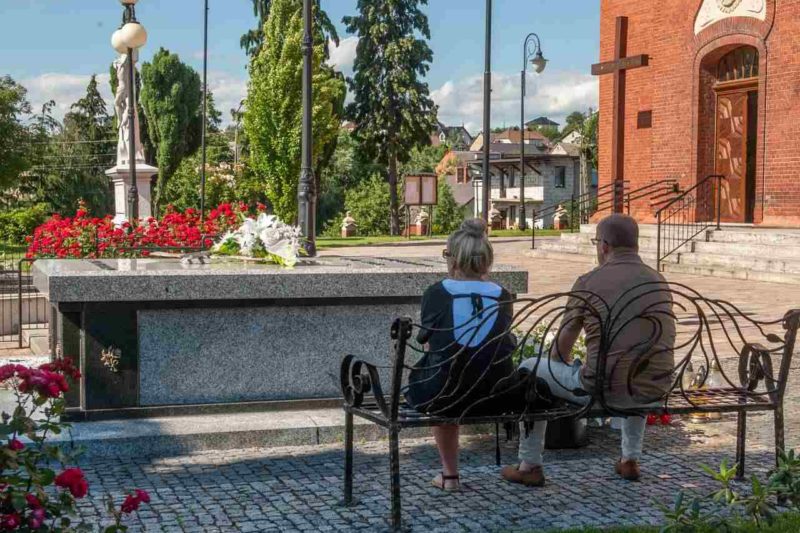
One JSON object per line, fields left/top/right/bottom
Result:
{"left": 55, "top": 468, "right": 88, "bottom": 498}
{"left": 134, "top": 489, "right": 150, "bottom": 503}
{"left": 27, "top": 508, "right": 45, "bottom": 530}
{"left": 17, "top": 369, "right": 68, "bottom": 399}
{"left": 25, "top": 494, "right": 42, "bottom": 509}
{"left": 0, "top": 513, "right": 21, "bottom": 530}
{"left": 7, "top": 439, "right": 24, "bottom": 452}
{"left": 120, "top": 494, "right": 140, "bottom": 514}
{"left": 120, "top": 488, "right": 150, "bottom": 514}
{"left": 39, "top": 358, "right": 81, "bottom": 381}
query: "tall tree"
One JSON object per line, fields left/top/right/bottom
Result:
{"left": 241, "top": 0, "right": 339, "bottom": 58}
{"left": 36, "top": 76, "right": 114, "bottom": 215}
{"left": 139, "top": 48, "right": 203, "bottom": 211}
{"left": 344, "top": 0, "right": 439, "bottom": 235}
{"left": 562, "top": 110, "right": 598, "bottom": 199}
{"left": 0, "top": 76, "right": 32, "bottom": 191}
{"left": 244, "top": 0, "right": 346, "bottom": 222}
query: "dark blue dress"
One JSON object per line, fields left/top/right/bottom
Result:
{"left": 405, "top": 280, "right": 517, "bottom": 418}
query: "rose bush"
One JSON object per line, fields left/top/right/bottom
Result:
{"left": 25, "top": 201, "right": 264, "bottom": 260}
{"left": 0, "top": 357, "right": 150, "bottom": 531}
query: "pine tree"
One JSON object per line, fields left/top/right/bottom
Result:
{"left": 139, "top": 48, "right": 203, "bottom": 211}
{"left": 41, "top": 76, "right": 114, "bottom": 214}
{"left": 243, "top": 0, "right": 346, "bottom": 223}
{"left": 344, "top": 0, "right": 439, "bottom": 235}
{"left": 241, "top": 0, "right": 339, "bottom": 58}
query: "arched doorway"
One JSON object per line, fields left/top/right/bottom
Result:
{"left": 714, "top": 46, "right": 759, "bottom": 223}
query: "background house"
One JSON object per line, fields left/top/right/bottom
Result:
{"left": 438, "top": 127, "right": 586, "bottom": 229}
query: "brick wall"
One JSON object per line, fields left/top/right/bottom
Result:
{"left": 598, "top": 0, "right": 800, "bottom": 227}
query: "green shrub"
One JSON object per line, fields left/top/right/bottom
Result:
{"left": 342, "top": 174, "right": 392, "bottom": 236}
{"left": 432, "top": 177, "right": 465, "bottom": 235}
{"left": 0, "top": 204, "right": 49, "bottom": 244}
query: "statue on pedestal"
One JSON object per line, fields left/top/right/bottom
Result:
{"left": 113, "top": 52, "right": 146, "bottom": 167}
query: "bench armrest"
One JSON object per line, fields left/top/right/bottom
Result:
{"left": 340, "top": 354, "right": 390, "bottom": 417}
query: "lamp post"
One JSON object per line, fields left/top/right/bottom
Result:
{"left": 481, "top": 0, "right": 492, "bottom": 223}
{"left": 298, "top": 0, "right": 316, "bottom": 256}
{"left": 200, "top": 0, "right": 209, "bottom": 221}
{"left": 519, "top": 33, "right": 547, "bottom": 230}
{"left": 112, "top": 0, "right": 147, "bottom": 220}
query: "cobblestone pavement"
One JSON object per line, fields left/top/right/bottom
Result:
{"left": 76, "top": 422, "right": 778, "bottom": 532}
{"left": 63, "top": 241, "right": 800, "bottom": 531}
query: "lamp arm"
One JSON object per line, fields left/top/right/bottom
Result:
{"left": 523, "top": 32, "right": 543, "bottom": 67}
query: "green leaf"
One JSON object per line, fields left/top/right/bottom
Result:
{"left": 9, "top": 493, "right": 25, "bottom": 512}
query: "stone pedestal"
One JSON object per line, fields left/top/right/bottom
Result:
{"left": 489, "top": 206, "right": 503, "bottom": 231}
{"left": 341, "top": 212, "right": 357, "bottom": 238}
{"left": 105, "top": 163, "right": 158, "bottom": 219}
{"left": 34, "top": 257, "right": 528, "bottom": 418}
{"left": 553, "top": 205, "right": 570, "bottom": 230}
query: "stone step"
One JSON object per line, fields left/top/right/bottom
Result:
{"left": 21, "top": 326, "right": 49, "bottom": 356}
{"left": 534, "top": 240, "right": 681, "bottom": 261}
{"left": 36, "top": 406, "right": 494, "bottom": 459}
{"left": 678, "top": 252, "right": 800, "bottom": 275}
{"left": 707, "top": 228, "right": 800, "bottom": 245}
{"left": 662, "top": 262, "right": 800, "bottom": 285}
{"left": 693, "top": 240, "right": 800, "bottom": 260}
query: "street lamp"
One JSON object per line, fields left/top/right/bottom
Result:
{"left": 519, "top": 33, "right": 547, "bottom": 230}
{"left": 481, "top": 0, "right": 492, "bottom": 223}
{"left": 112, "top": 0, "right": 147, "bottom": 220}
{"left": 298, "top": 0, "right": 316, "bottom": 256}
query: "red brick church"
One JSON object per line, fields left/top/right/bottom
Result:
{"left": 597, "top": 0, "right": 800, "bottom": 227}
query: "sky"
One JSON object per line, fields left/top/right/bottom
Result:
{"left": 0, "top": 0, "right": 600, "bottom": 133}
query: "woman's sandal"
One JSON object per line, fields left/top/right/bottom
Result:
{"left": 431, "top": 473, "right": 461, "bottom": 492}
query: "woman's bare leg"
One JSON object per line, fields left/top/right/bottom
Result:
{"left": 432, "top": 424, "right": 460, "bottom": 489}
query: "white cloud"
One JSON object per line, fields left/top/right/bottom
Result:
{"left": 431, "top": 70, "right": 598, "bottom": 134}
{"left": 21, "top": 72, "right": 113, "bottom": 121}
{"left": 207, "top": 71, "right": 247, "bottom": 124}
{"left": 20, "top": 70, "right": 247, "bottom": 127}
{"left": 327, "top": 37, "right": 358, "bottom": 75}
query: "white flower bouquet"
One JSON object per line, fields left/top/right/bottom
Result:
{"left": 212, "top": 214, "right": 303, "bottom": 267}
{"left": 513, "top": 322, "right": 588, "bottom": 365}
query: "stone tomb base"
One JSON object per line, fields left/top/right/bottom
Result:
{"left": 33, "top": 256, "right": 527, "bottom": 418}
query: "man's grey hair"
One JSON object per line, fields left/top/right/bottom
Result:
{"left": 597, "top": 214, "right": 639, "bottom": 249}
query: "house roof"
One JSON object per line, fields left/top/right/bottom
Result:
{"left": 526, "top": 116, "right": 560, "bottom": 127}
{"left": 551, "top": 142, "right": 581, "bottom": 157}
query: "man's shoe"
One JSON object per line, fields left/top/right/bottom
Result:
{"left": 615, "top": 459, "right": 641, "bottom": 481}
{"left": 501, "top": 464, "right": 546, "bottom": 487}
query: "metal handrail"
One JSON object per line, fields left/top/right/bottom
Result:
{"left": 655, "top": 174, "right": 726, "bottom": 272}
{"left": 530, "top": 178, "right": 680, "bottom": 249}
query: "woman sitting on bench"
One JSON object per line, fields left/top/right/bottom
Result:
{"left": 405, "top": 218, "right": 517, "bottom": 491}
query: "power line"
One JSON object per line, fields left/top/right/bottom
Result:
{"left": 25, "top": 139, "right": 117, "bottom": 145}
{"left": 37, "top": 153, "right": 117, "bottom": 159}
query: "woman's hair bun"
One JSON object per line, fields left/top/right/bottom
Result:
{"left": 460, "top": 218, "right": 487, "bottom": 237}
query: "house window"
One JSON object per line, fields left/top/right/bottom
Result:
{"left": 555, "top": 167, "right": 566, "bottom": 188}
{"left": 456, "top": 166, "right": 469, "bottom": 183}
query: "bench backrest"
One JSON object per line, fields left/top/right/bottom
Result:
{"left": 341, "top": 282, "right": 799, "bottom": 423}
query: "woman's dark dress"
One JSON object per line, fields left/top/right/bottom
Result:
{"left": 405, "top": 279, "right": 517, "bottom": 418}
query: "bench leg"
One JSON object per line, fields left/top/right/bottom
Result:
{"left": 389, "top": 427, "right": 402, "bottom": 531}
{"left": 736, "top": 411, "right": 746, "bottom": 480}
{"left": 775, "top": 403, "right": 785, "bottom": 468}
{"left": 343, "top": 410, "right": 354, "bottom": 506}
{"left": 495, "top": 422, "right": 501, "bottom": 467}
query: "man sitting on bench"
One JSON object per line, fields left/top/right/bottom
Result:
{"left": 503, "top": 214, "right": 676, "bottom": 486}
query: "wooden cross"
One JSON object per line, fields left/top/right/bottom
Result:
{"left": 591, "top": 16, "right": 649, "bottom": 212}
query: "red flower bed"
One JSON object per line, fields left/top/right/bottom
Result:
{"left": 26, "top": 202, "right": 260, "bottom": 259}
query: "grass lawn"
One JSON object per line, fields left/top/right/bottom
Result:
{"left": 316, "top": 229, "right": 563, "bottom": 249}
{"left": 550, "top": 512, "right": 800, "bottom": 532}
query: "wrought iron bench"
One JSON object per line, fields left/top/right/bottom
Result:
{"left": 340, "top": 282, "right": 799, "bottom": 531}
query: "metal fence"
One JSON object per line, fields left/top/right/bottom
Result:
{"left": 0, "top": 248, "right": 48, "bottom": 347}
